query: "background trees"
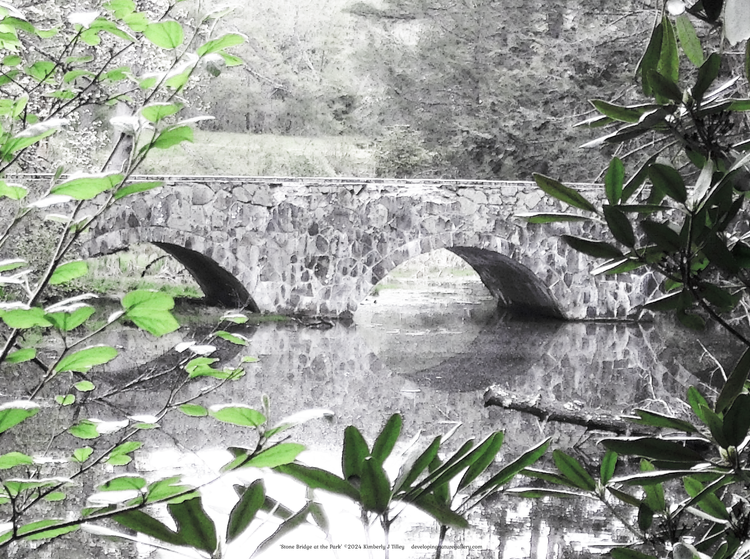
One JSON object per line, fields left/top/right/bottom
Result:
{"left": 160, "top": 0, "right": 656, "bottom": 181}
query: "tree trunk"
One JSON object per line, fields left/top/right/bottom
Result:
{"left": 483, "top": 386, "right": 655, "bottom": 436}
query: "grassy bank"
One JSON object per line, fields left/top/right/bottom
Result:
{"left": 138, "top": 131, "right": 376, "bottom": 177}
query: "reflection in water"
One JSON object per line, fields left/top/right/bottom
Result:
{"left": 4, "top": 278, "right": 744, "bottom": 558}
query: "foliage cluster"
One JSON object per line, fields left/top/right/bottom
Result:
{"left": 350, "top": 0, "right": 651, "bottom": 181}
{"left": 521, "top": 0, "right": 750, "bottom": 557}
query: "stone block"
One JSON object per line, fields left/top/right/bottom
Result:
{"left": 191, "top": 184, "right": 215, "bottom": 205}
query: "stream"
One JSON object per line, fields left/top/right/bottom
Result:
{"left": 4, "top": 253, "right": 744, "bottom": 559}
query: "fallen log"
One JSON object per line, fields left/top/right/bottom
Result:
{"left": 483, "top": 385, "right": 656, "bottom": 436}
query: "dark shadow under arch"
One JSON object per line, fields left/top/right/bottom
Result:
{"left": 447, "top": 246, "right": 563, "bottom": 319}
{"left": 153, "top": 242, "right": 259, "bottom": 311}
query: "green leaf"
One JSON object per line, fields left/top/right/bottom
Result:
{"left": 51, "top": 173, "right": 123, "bottom": 199}
{"left": 648, "top": 164, "right": 687, "bottom": 204}
{"left": 533, "top": 174, "right": 598, "bottom": 212}
{"left": 632, "top": 409, "right": 698, "bottom": 433}
{"left": 55, "top": 394, "right": 75, "bottom": 406}
{"left": 640, "top": 220, "right": 681, "bottom": 252}
{"left": 141, "top": 102, "right": 183, "bottom": 123}
{"left": 428, "top": 456, "right": 450, "bottom": 504}
{"left": 179, "top": 404, "right": 207, "bottom": 417}
{"left": 113, "top": 510, "right": 184, "bottom": 547}
{"left": 252, "top": 503, "right": 313, "bottom": 556}
{"left": 143, "top": 20, "right": 184, "bottom": 49}
{"left": 0, "top": 182, "right": 27, "bottom": 199}
{"left": 25, "top": 60, "right": 55, "bottom": 82}
{"left": 0, "top": 258, "right": 26, "bottom": 272}
{"left": 522, "top": 468, "right": 579, "bottom": 488}
{"left": 108, "top": 454, "right": 133, "bottom": 466}
{"left": 63, "top": 69, "right": 95, "bottom": 83}
{"left": 360, "top": 456, "right": 391, "bottom": 513}
{"left": 197, "top": 33, "right": 246, "bottom": 55}
{"left": 700, "top": 404, "right": 730, "bottom": 447}
{"left": 459, "top": 431, "right": 504, "bottom": 490}
{"left": 122, "top": 289, "right": 175, "bottom": 311}
{"left": 114, "top": 180, "right": 162, "bottom": 200}
{"left": 72, "top": 447, "right": 93, "bottom": 463}
{"left": 342, "top": 425, "right": 369, "bottom": 480}
{"left": 0, "top": 451, "right": 33, "bottom": 469}
{"left": 49, "top": 260, "right": 88, "bottom": 285}
{"left": 146, "top": 476, "right": 194, "bottom": 503}
{"left": 607, "top": 486, "right": 642, "bottom": 507}
{"left": 1, "top": 307, "right": 52, "bottom": 328}
{"left": 371, "top": 413, "right": 402, "bottom": 465}
{"left": 703, "top": 233, "right": 739, "bottom": 274}
{"left": 589, "top": 100, "right": 657, "bottom": 123}
{"left": 553, "top": 450, "right": 596, "bottom": 491}
{"left": 393, "top": 435, "right": 442, "bottom": 494}
{"left": 407, "top": 438, "right": 478, "bottom": 497}
{"left": 122, "top": 290, "right": 179, "bottom": 336}
{"left": 657, "top": 16, "right": 679, "bottom": 84}
{"left": 675, "top": 14, "right": 703, "bottom": 66}
{"left": 185, "top": 357, "right": 220, "bottom": 378}
{"left": 698, "top": 283, "right": 740, "bottom": 313}
{"left": 600, "top": 450, "right": 617, "bottom": 485}
{"left": 683, "top": 476, "right": 730, "bottom": 520}
{"left": 640, "top": 460, "right": 665, "bottom": 512}
{"left": 599, "top": 437, "right": 704, "bottom": 463}
{"left": 722, "top": 393, "right": 750, "bottom": 447}
{"left": 688, "top": 386, "right": 710, "bottom": 425}
{"left": 0, "top": 400, "right": 40, "bottom": 434}
{"left": 561, "top": 235, "right": 623, "bottom": 259}
{"left": 7, "top": 348, "right": 36, "bottom": 363}
{"left": 168, "top": 496, "right": 217, "bottom": 554}
{"left": 637, "top": 23, "right": 663, "bottom": 97}
{"left": 3, "top": 55, "right": 21, "bottom": 67}
{"left": 68, "top": 420, "right": 100, "bottom": 440}
{"left": 227, "top": 480, "right": 265, "bottom": 542}
{"left": 716, "top": 347, "right": 750, "bottom": 414}
{"left": 111, "top": 441, "right": 142, "bottom": 456}
{"left": 55, "top": 345, "right": 118, "bottom": 373}
{"left": 638, "top": 501, "right": 654, "bottom": 531}
{"left": 516, "top": 212, "right": 591, "bottom": 224}
{"left": 591, "top": 258, "right": 643, "bottom": 276}
{"left": 469, "top": 437, "right": 551, "bottom": 499}
{"left": 44, "top": 492, "right": 66, "bottom": 502}
{"left": 275, "top": 463, "right": 360, "bottom": 500}
{"left": 151, "top": 125, "right": 193, "bottom": 149}
{"left": 214, "top": 330, "right": 247, "bottom": 345}
{"left": 603, "top": 206, "right": 635, "bottom": 247}
{"left": 411, "top": 493, "right": 469, "bottom": 528}
{"left": 219, "top": 52, "right": 244, "bottom": 67}
{"left": 75, "top": 381, "right": 95, "bottom": 392}
{"left": 226, "top": 443, "right": 305, "bottom": 470}
{"left": 209, "top": 404, "right": 265, "bottom": 427}
{"left": 623, "top": 156, "right": 657, "bottom": 202}
{"left": 18, "top": 519, "right": 79, "bottom": 540}
{"left": 605, "top": 157, "right": 624, "bottom": 204}
{"left": 45, "top": 305, "right": 96, "bottom": 332}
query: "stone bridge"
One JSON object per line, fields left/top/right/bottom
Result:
{"left": 83, "top": 177, "right": 660, "bottom": 319}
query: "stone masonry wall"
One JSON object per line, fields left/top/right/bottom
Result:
{"left": 83, "top": 177, "right": 662, "bottom": 318}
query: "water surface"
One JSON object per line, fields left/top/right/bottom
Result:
{"left": 5, "top": 267, "right": 742, "bottom": 559}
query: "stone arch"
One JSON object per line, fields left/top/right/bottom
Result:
{"left": 84, "top": 227, "right": 259, "bottom": 311}
{"left": 362, "top": 231, "right": 564, "bottom": 319}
